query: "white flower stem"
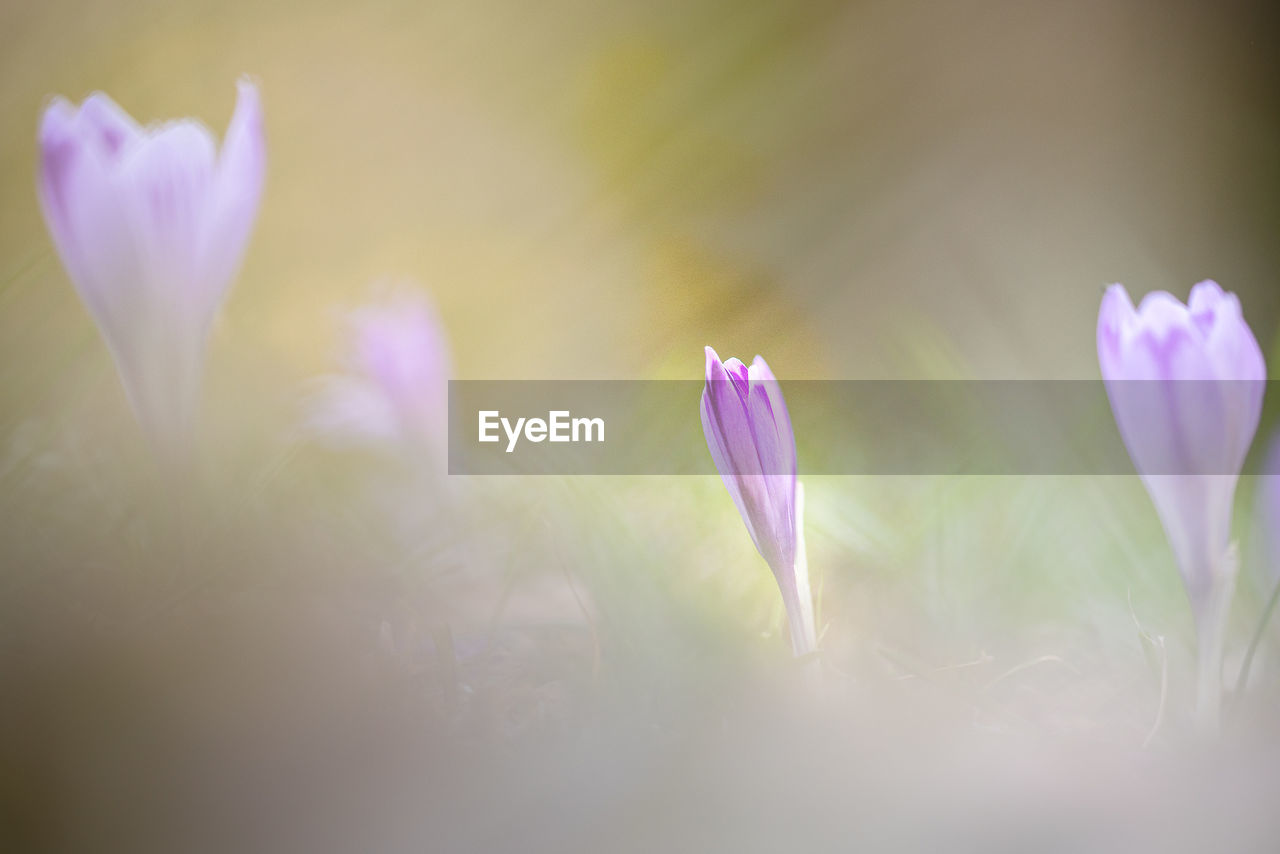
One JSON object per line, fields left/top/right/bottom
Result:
{"left": 786, "top": 481, "right": 819, "bottom": 667}
{"left": 1193, "top": 545, "right": 1238, "bottom": 735}
{"left": 1195, "top": 620, "right": 1225, "bottom": 734}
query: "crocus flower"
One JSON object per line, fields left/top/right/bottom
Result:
{"left": 701, "top": 346, "right": 816, "bottom": 658}
{"left": 307, "top": 286, "right": 451, "bottom": 453}
{"left": 37, "top": 80, "right": 265, "bottom": 459}
{"left": 1098, "top": 280, "right": 1266, "bottom": 727}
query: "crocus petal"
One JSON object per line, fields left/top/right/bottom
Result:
{"left": 307, "top": 286, "right": 453, "bottom": 452}
{"left": 77, "top": 92, "right": 144, "bottom": 159}
{"left": 703, "top": 348, "right": 776, "bottom": 562}
{"left": 199, "top": 79, "right": 265, "bottom": 314}
{"left": 703, "top": 348, "right": 765, "bottom": 480}
{"left": 117, "top": 121, "right": 218, "bottom": 310}
{"left": 38, "top": 99, "right": 144, "bottom": 339}
{"left": 351, "top": 294, "right": 451, "bottom": 401}
{"left": 109, "top": 122, "right": 220, "bottom": 445}
{"left": 748, "top": 354, "right": 800, "bottom": 570}
{"left": 37, "top": 98, "right": 82, "bottom": 245}
{"left": 1194, "top": 281, "right": 1266, "bottom": 468}
{"left": 745, "top": 367, "right": 796, "bottom": 571}
{"left": 700, "top": 386, "right": 761, "bottom": 549}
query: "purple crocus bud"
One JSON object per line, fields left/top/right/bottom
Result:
{"left": 1097, "top": 280, "right": 1266, "bottom": 727}
{"left": 307, "top": 286, "right": 451, "bottom": 453}
{"left": 37, "top": 80, "right": 266, "bottom": 459}
{"left": 701, "top": 346, "right": 816, "bottom": 657}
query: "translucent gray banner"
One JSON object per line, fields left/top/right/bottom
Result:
{"left": 447, "top": 381, "right": 1276, "bottom": 475}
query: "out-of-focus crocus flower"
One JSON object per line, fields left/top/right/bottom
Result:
{"left": 307, "top": 286, "right": 451, "bottom": 454}
{"left": 1098, "top": 280, "right": 1266, "bottom": 728}
{"left": 701, "top": 346, "right": 816, "bottom": 658}
{"left": 37, "top": 80, "right": 265, "bottom": 460}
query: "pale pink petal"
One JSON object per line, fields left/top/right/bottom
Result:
{"left": 199, "top": 79, "right": 265, "bottom": 311}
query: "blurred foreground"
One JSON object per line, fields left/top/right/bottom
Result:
{"left": 4, "top": 432, "right": 1280, "bottom": 851}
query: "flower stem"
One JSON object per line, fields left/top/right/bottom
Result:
{"left": 787, "top": 481, "right": 818, "bottom": 660}
{"left": 1195, "top": 615, "right": 1225, "bottom": 733}
{"left": 1193, "top": 547, "right": 1238, "bottom": 735}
